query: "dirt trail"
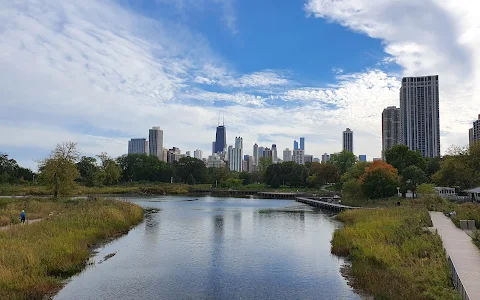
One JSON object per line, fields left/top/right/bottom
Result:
{"left": 0, "top": 218, "right": 43, "bottom": 231}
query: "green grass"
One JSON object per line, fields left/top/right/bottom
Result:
{"left": 331, "top": 208, "right": 460, "bottom": 300}
{"left": 0, "top": 198, "right": 144, "bottom": 300}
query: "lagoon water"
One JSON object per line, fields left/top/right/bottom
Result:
{"left": 54, "top": 196, "right": 360, "bottom": 300}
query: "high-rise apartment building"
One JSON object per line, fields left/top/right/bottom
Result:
{"left": 469, "top": 114, "right": 480, "bottom": 147}
{"left": 227, "top": 137, "right": 243, "bottom": 172}
{"left": 382, "top": 106, "right": 402, "bottom": 158}
{"left": 304, "top": 154, "right": 313, "bottom": 163}
{"left": 283, "top": 148, "right": 292, "bottom": 162}
{"left": 294, "top": 140, "right": 299, "bottom": 150}
{"left": 300, "top": 137, "right": 305, "bottom": 151}
{"left": 271, "top": 144, "right": 278, "bottom": 163}
{"left": 292, "top": 149, "right": 305, "bottom": 165}
{"left": 212, "top": 142, "right": 216, "bottom": 155}
{"left": 186, "top": 151, "right": 191, "bottom": 157}
{"left": 343, "top": 128, "right": 353, "bottom": 153}
{"left": 214, "top": 125, "right": 227, "bottom": 154}
{"left": 313, "top": 158, "right": 320, "bottom": 163}
{"left": 262, "top": 147, "right": 272, "bottom": 159}
{"left": 149, "top": 127, "right": 164, "bottom": 160}
{"left": 253, "top": 143, "right": 259, "bottom": 166}
{"left": 258, "top": 146, "right": 265, "bottom": 160}
{"left": 207, "top": 154, "right": 225, "bottom": 168}
{"left": 321, "top": 153, "right": 330, "bottom": 163}
{"left": 359, "top": 155, "right": 367, "bottom": 162}
{"left": 128, "top": 138, "right": 148, "bottom": 155}
{"left": 194, "top": 149, "right": 203, "bottom": 160}
{"left": 400, "top": 75, "right": 440, "bottom": 158}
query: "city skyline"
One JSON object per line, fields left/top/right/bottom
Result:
{"left": 2, "top": 0, "right": 478, "bottom": 170}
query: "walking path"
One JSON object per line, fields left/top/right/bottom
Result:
{"left": 0, "top": 218, "right": 43, "bottom": 231}
{"left": 429, "top": 212, "right": 480, "bottom": 300}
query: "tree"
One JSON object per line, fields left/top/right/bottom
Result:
{"left": 341, "top": 161, "right": 371, "bottom": 182}
{"left": 342, "top": 179, "right": 363, "bottom": 197}
{"left": 309, "top": 162, "right": 340, "bottom": 186}
{"left": 417, "top": 183, "right": 435, "bottom": 196}
{"left": 38, "top": 142, "right": 80, "bottom": 199}
{"left": 238, "top": 172, "right": 251, "bottom": 185}
{"left": 257, "top": 157, "right": 273, "bottom": 173}
{"left": 425, "top": 157, "right": 441, "bottom": 179}
{"left": 96, "top": 153, "right": 121, "bottom": 185}
{"left": 117, "top": 154, "right": 173, "bottom": 182}
{"left": 76, "top": 156, "right": 100, "bottom": 186}
{"left": 174, "top": 157, "right": 207, "bottom": 184}
{"left": 328, "top": 151, "right": 357, "bottom": 175}
{"left": 385, "top": 145, "right": 426, "bottom": 174}
{"left": 360, "top": 161, "right": 400, "bottom": 199}
{"left": 187, "top": 173, "right": 196, "bottom": 185}
{"left": 0, "top": 154, "right": 19, "bottom": 183}
{"left": 271, "top": 173, "right": 280, "bottom": 188}
{"left": 401, "top": 165, "right": 427, "bottom": 198}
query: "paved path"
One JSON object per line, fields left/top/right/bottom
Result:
{"left": 429, "top": 212, "right": 480, "bottom": 300}
{"left": 0, "top": 218, "right": 43, "bottom": 231}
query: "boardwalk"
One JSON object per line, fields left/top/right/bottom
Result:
{"left": 296, "top": 197, "right": 360, "bottom": 211}
{"left": 429, "top": 212, "right": 480, "bottom": 300}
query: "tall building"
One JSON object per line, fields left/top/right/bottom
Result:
{"left": 313, "top": 158, "right": 320, "bottom": 163}
{"left": 271, "top": 144, "right": 278, "bottom": 163}
{"left": 262, "top": 147, "right": 272, "bottom": 159}
{"left": 242, "top": 155, "right": 254, "bottom": 173}
{"left": 253, "top": 143, "right": 259, "bottom": 166}
{"left": 300, "top": 137, "right": 305, "bottom": 151}
{"left": 212, "top": 142, "right": 216, "bottom": 155}
{"left": 194, "top": 149, "right": 203, "bottom": 160}
{"left": 304, "top": 154, "right": 313, "bottom": 163}
{"left": 207, "top": 154, "right": 226, "bottom": 168}
{"left": 128, "top": 138, "right": 148, "bottom": 155}
{"left": 149, "top": 127, "right": 164, "bottom": 160}
{"left": 382, "top": 106, "right": 402, "bottom": 158}
{"left": 469, "top": 114, "right": 480, "bottom": 147}
{"left": 227, "top": 137, "right": 243, "bottom": 172}
{"left": 258, "top": 146, "right": 265, "bottom": 160}
{"left": 186, "top": 151, "right": 191, "bottom": 157}
{"left": 343, "top": 128, "right": 353, "bottom": 153}
{"left": 321, "top": 153, "right": 330, "bottom": 163}
{"left": 294, "top": 140, "right": 299, "bottom": 150}
{"left": 400, "top": 75, "right": 440, "bottom": 158}
{"left": 214, "top": 125, "right": 227, "bottom": 154}
{"left": 359, "top": 155, "right": 367, "bottom": 162}
{"left": 166, "top": 147, "right": 183, "bottom": 163}
{"left": 283, "top": 148, "right": 292, "bottom": 162}
{"left": 292, "top": 149, "right": 305, "bottom": 165}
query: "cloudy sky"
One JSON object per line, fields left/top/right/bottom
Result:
{"left": 1, "top": 0, "right": 479, "bottom": 169}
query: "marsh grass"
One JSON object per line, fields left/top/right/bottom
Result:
{"left": 0, "top": 198, "right": 143, "bottom": 300}
{"left": 332, "top": 208, "right": 460, "bottom": 300}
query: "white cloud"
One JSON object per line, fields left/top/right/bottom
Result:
{"left": 305, "top": 0, "right": 480, "bottom": 151}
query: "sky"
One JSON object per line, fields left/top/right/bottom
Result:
{"left": 0, "top": 0, "right": 479, "bottom": 170}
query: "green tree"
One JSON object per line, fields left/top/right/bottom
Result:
{"left": 401, "top": 165, "right": 427, "bottom": 198}
{"left": 117, "top": 154, "right": 173, "bottom": 182}
{"left": 96, "top": 153, "right": 121, "bottom": 185}
{"left": 265, "top": 162, "right": 308, "bottom": 188}
{"left": 238, "top": 172, "right": 251, "bottom": 185}
{"left": 341, "top": 161, "right": 371, "bottom": 182}
{"left": 187, "top": 173, "right": 196, "bottom": 185}
{"left": 271, "top": 173, "right": 281, "bottom": 188}
{"left": 417, "top": 183, "right": 435, "bottom": 196}
{"left": 425, "top": 157, "right": 441, "bottom": 179}
{"left": 385, "top": 145, "right": 426, "bottom": 174}
{"left": 328, "top": 151, "right": 357, "bottom": 175}
{"left": 174, "top": 157, "right": 207, "bottom": 184}
{"left": 360, "top": 161, "right": 400, "bottom": 199}
{"left": 38, "top": 142, "right": 80, "bottom": 199}
{"left": 76, "top": 156, "right": 100, "bottom": 186}
{"left": 257, "top": 157, "right": 273, "bottom": 174}
{"left": 309, "top": 162, "right": 341, "bottom": 186}
{"left": 342, "top": 179, "right": 363, "bottom": 197}
{"left": 0, "top": 154, "right": 19, "bottom": 183}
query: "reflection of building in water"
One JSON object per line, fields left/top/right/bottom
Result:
{"left": 233, "top": 212, "right": 242, "bottom": 233}
{"left": 214, "top": 215, "right": 224, "bottom": 237}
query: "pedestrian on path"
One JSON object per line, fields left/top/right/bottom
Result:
{"left": 20, "top": 210, "right": 26, "bottom": 224}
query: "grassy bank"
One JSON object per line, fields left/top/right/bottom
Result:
{"left": 0, "top": 198, "right": 144, "bottom": 300}
{"left": 0, "top": 183, "right": 191, "bottom": 196}
{"left": 331, "top": 208, "right": 459, "bottom": 300}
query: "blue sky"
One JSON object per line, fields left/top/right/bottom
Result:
{"left": 0, "top": 0, "right": 478, "bottom": 170}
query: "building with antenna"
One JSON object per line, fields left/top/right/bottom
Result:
{"left": 213, "top": 115, "right": 226, "bottom": 154}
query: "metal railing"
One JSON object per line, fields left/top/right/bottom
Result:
{"left": 448, "top": 256, "right": 471, "bottom": 300}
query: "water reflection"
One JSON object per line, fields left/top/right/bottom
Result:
{"left": 54, "top": 196, "right": 360, "bottom": 300}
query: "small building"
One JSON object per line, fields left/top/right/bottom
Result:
{"left": 464, "top": 187, "right": 480, "bottom": 202}
{"left": 434, "top": 187, "right": 456, "bottom": 197}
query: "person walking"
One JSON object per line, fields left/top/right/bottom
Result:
{"left": 20, "top": 210, "right": 26, "bottom": 224}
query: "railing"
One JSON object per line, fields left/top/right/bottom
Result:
{"left": 448, "top": 256, "right": 470, "bottom": 300}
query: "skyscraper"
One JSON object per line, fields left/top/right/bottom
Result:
{"left": 292, "top": 149, "right": 305, "bottom": 165}
{"left": 253, "top": 143, "right": 259, "bottom": 166}
{"left": 283, "top": 148, "right": 292, "bottom": 162}
{"left": 194, "top": 149, "right": 203, "bottom": 160}
{"left": 400, "top": 75, "right": 440, "bottom": 158}
{"left": 343, "top": 128, "right": 353, "bottom": 153}
{"left": 300, "top": 137, "right": 305, "bottom": 151}
{"left": 294, "top": 140, "right": 299, "bottom": 150}
{"left": 382, "top": 106, "right": 402, "bottom": 158}
{"left": 271, "top": 144, "right": 278, "bottom": 163}
{"left": 149, "top": 127, "right": 164, "bottom": 160}
{"left": 128, "top": 138, "right": 148, "bottom": 155}
{"left": 262, "top": 147, "right": 272, "bottom": 159}
{"left": 186, "top": 151, "right": 191, "bottom": 157}
{"left": 214, "top": 125, "right": 227, "bottom": 154}
{"left": 258, "top": 146, "right": 265, "bottom": 160}
{"left": 304, "top": 154, "right": 313, "bottom": 163}
{"left": 469, "top": 114, "right": 480, "bottom": 147}
{"left": 227, "top": 137, "right": 243, "bottom": 172}
{"left": 212, "top": 142, "right": 216, "bottom": 155}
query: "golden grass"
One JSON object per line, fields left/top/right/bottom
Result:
{"left": 332, "top": 208, "right": 460, "bottom": 300}
{"left": 0, "top": 198, "right": 143, "bottom": 300}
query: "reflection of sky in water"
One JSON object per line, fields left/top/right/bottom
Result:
{"left": 55, "top": 196, "right": 360, "bottom": 300}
